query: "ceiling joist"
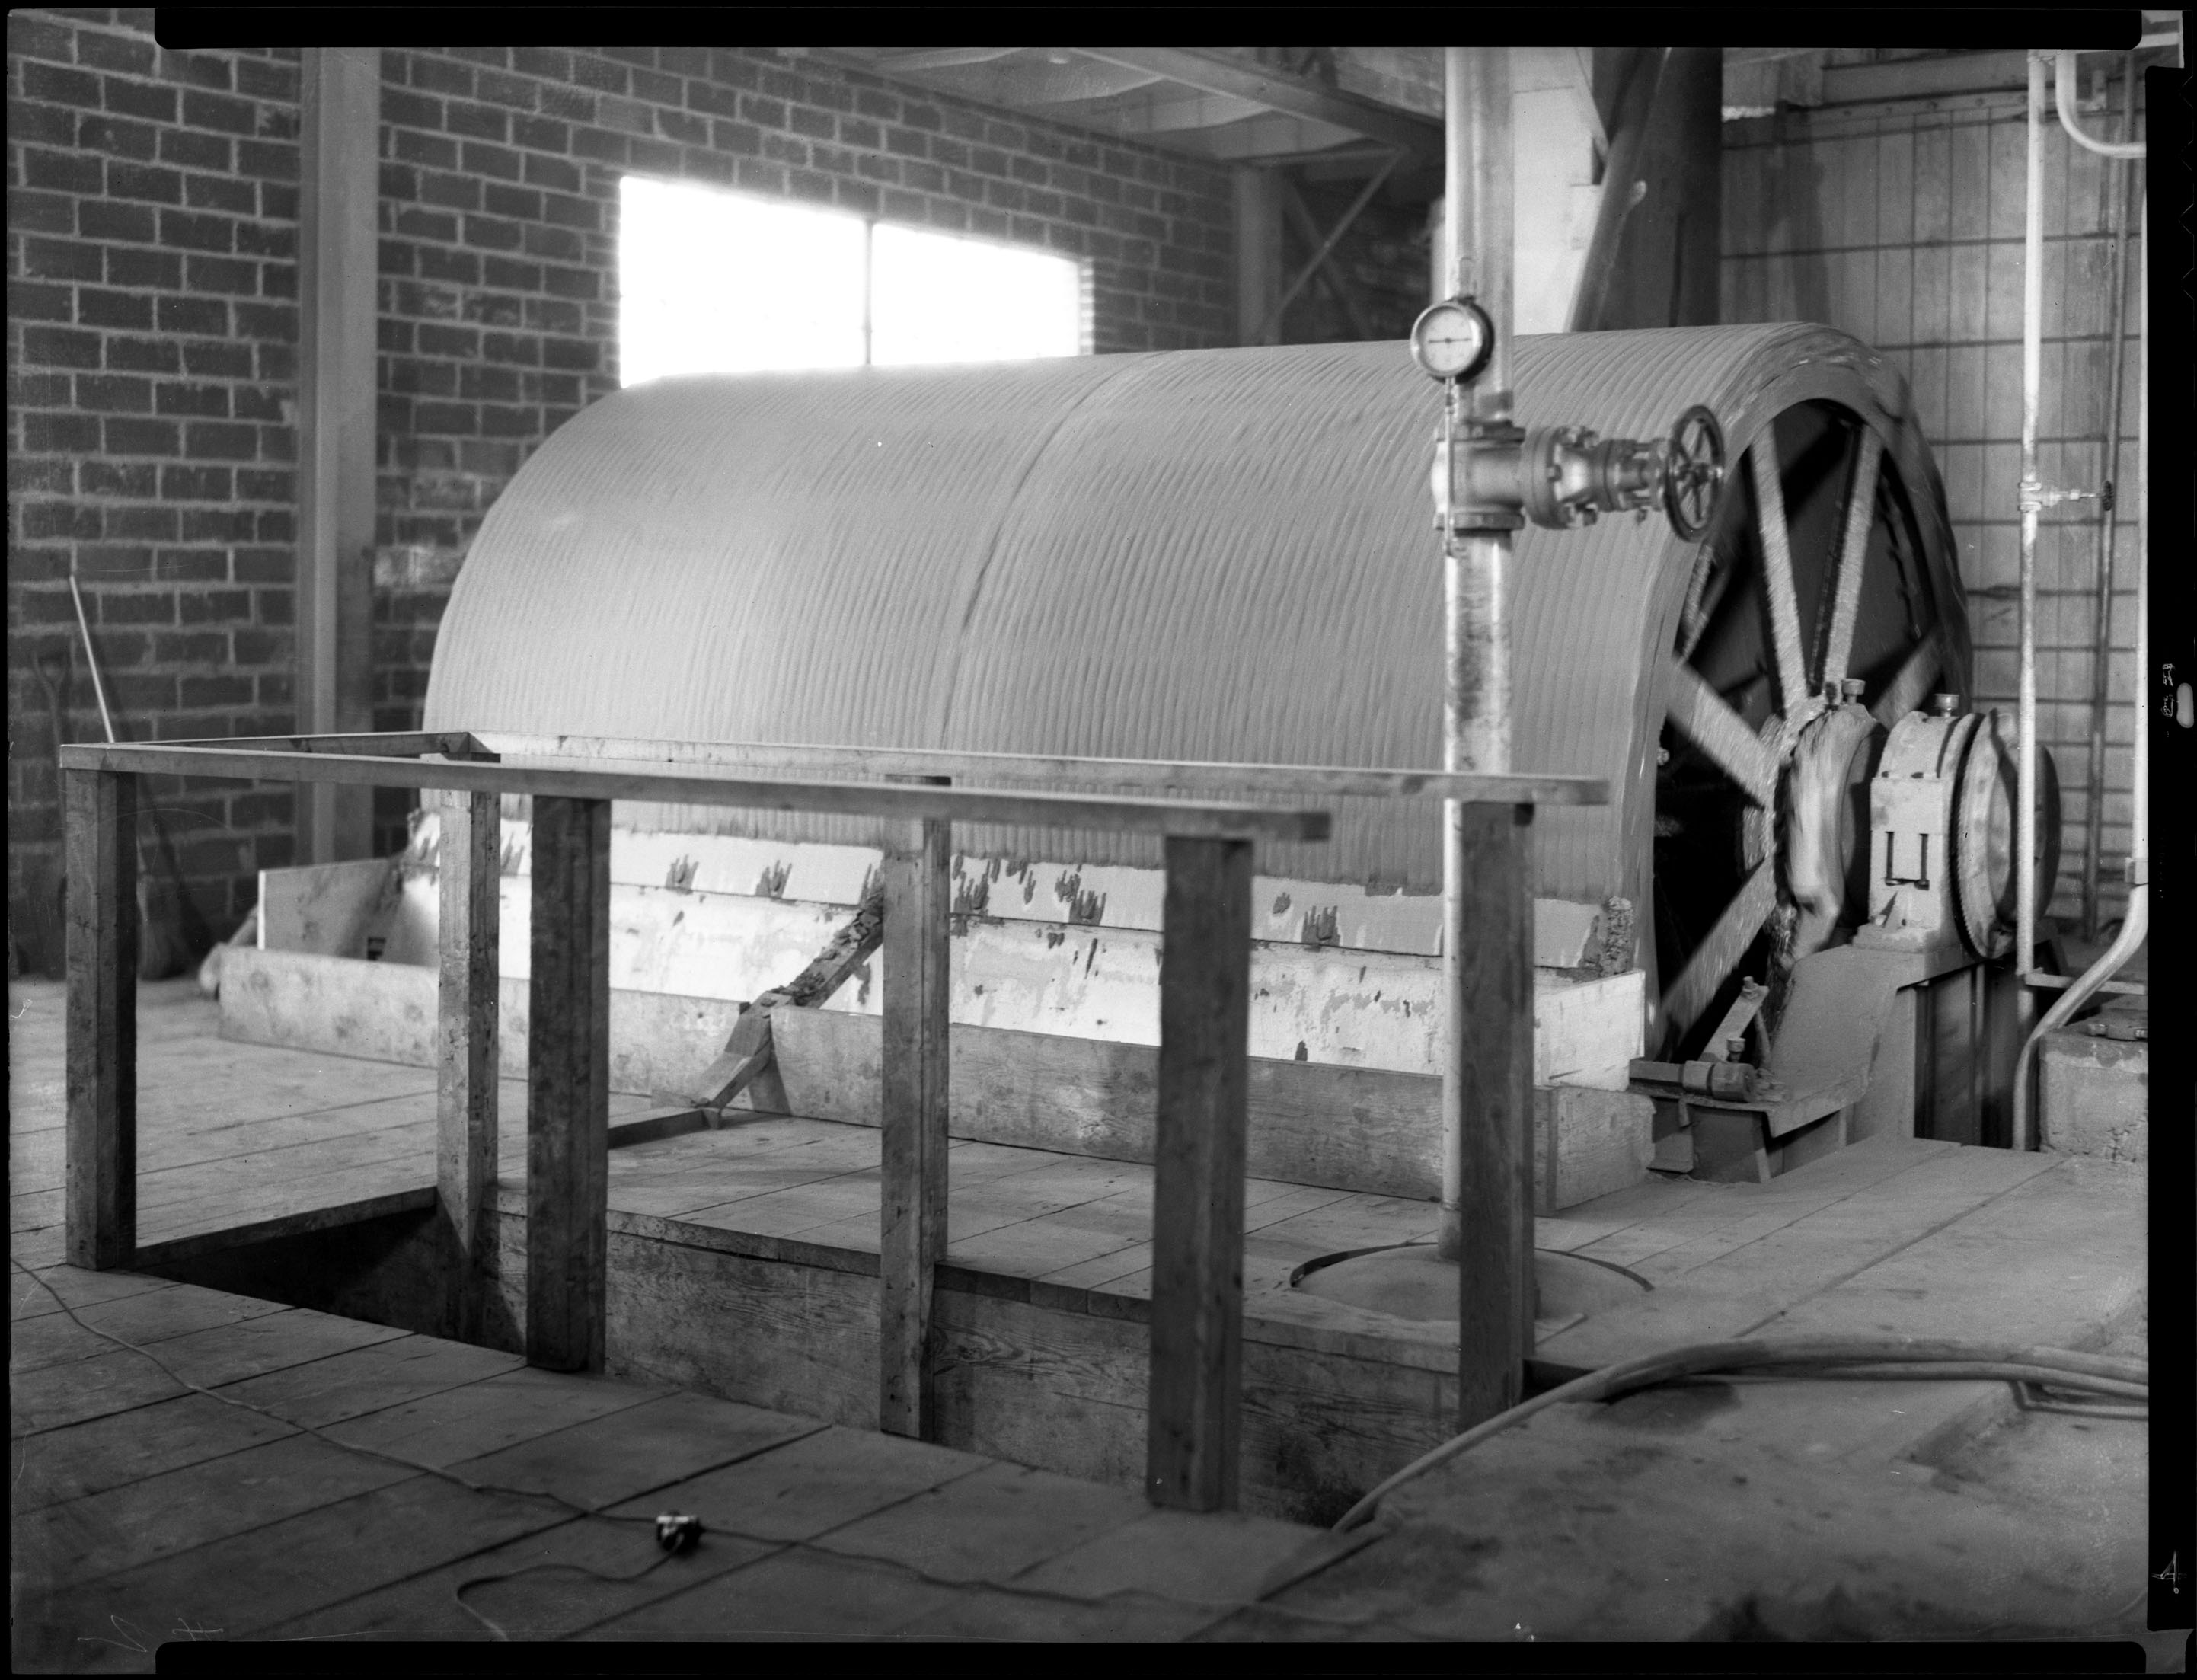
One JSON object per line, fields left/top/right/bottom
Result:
{"left": 1071, "top": 46, "right": 1445, "bottom": 158}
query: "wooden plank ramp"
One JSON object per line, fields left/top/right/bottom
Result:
{"left": 9, "top": 1266, "right": 1334, "bottom": 1659}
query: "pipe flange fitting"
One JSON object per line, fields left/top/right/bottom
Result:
{"left": 1432, "top": 420, "right": 1528, "bottom": 534}
{"left": 1522, "top": 425, "right": 1604, "bottom": 529}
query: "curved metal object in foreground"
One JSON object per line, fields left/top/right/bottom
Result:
{"left": 426, "top": 325, "right": 1968, "bottom": 1039}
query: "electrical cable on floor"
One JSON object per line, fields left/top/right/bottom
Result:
{"left": 452, "top": 1553, "right": 688, "bottom": 1643}
{"left": 1330, "top": 1334, "right": 2148, "bottom": 1535}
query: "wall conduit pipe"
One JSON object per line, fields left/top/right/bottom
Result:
{"left": 2016, "top": 51, "right": 2045, "bottom": 990}
{"left": 2080, "top": 56, "right": 2136, "bottom": 941}
{"left": 2057, "top": 49, "right": 2148, "bottom": 158}
{"left": 2013, "top": 190, "right": 2148, "bottom": 1152}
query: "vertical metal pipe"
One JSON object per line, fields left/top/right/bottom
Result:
{"left": 2015, "top": 51, "right": 2045, "bottom": 985}
{"left": 2012, "top": 188, "right": 2148, "bottom": 1154}
{"left": 1436, "top": 45, "right": 1515, "bottom": 1270}
{"left": 2080, "top": 56, "right": 2136, "bottom": 941}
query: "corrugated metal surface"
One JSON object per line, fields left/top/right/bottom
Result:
{"left": 424, "top": 325, "right": 1955, "bottom": 936}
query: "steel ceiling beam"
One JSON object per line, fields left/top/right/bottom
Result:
{"left": 1072, "top": 46, "right": 1444, "bottom": 157}
{"left": 868, "top": 47, "right": 1022, "bottom": 72}
{"left": 1178, "top": 114, "right": 1368, "bottom": 163}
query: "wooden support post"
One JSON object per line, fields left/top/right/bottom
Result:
{"left": 1454, "top": 802, "right": 1536, "bottom": 1428}
{"left": 1147, "top": 835, "right": 1254, "bottom": 1512}
{"left": 436, "top": 789, "right": 500, "bottom": 1342}
{"left": 295, "top": 48, "right": 382, "bottom": 864}
{"left": 879, "top": 781, "right": 950, "bottom": 1439}
{"left": 525, "top": 795, "right": 611, "bottom": 1372}
{"left": 64, "top": 768, "right": 137, "bottom": 1270}
{"left": 1233, "top": 164, "right": 1282, "bottom": 345}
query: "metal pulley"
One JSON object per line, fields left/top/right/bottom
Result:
{"left": 1854, "top": 704, "right": 2061, "bottom": 960}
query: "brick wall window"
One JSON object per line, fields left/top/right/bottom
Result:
{"left": 618, "top": 172, "right": 1087, "bottom": 384}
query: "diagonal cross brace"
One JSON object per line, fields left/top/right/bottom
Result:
{"left": 679, "top": 880, "right": 886, "bottom": 1112}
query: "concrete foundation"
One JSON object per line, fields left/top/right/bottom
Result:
{"left": 2039, "top": 1027, "right": 2148, "bottom": 1163}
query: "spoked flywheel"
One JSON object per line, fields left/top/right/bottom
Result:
{"left": 1653, "top": 401, "right": 1968, "bottom": 1057}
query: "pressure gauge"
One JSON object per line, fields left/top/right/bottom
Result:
{"left": 1408, "top": 295, "right": 1494, "bottom": 383}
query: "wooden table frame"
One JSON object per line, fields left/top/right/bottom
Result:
{"left": 59, "top": 730, "right": 1605, "bottom": 1514}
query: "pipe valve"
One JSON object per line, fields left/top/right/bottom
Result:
{"left": 1431, "top": 404, "right": 1725, "bottom": 539}
{"left": 2016, "top": 475, "right": 2098, "bottom": 514}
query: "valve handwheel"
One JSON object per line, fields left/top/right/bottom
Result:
{"left": 1662, "top": 404, "right": 1725, "bottom": 540}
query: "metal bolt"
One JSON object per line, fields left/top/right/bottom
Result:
{"left": 1841, "top": 678, "right": 1867, "bottom": 701}
{"left": 1930, "top": 692, "right": 1961, "bottom": 717}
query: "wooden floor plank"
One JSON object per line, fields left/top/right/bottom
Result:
{"left": 574, "top": 1547, "right": 962, "bottom": 1641}
{"left": 12, "top": 1378, "right": 303, "bottom": 1510}
{"left": 1763, "top": 1155, "right": 2144, "bottom": 1348}
{"left": 211, "top": 1333, "right": 525, "bottom": 1429}
{"left": 944, "top": 1205, "right": 1158, "bottom": 1278}
{"left": 1039, "top": 1239, "right": 1158, "bottom": 1292}
{"left": 10, "top": 1309, "right": 413, "bottom": 1436}
{"left": 9, "top": 1263, "right": 177, "bottom": 1323}
{"left": 1569, "top": 1137, "right": 1956, "bottom": 1273}
{"left": 13, "top": 1432, "right": 418, "bottom": 1592}
{"left": 682, "top": 1171, "right": 886, "bottom": 1240}
{"left": 9, "top": 1100, "right": 437, "bottom": 1198}
{"left": 442, "top": 1389, "right": 826, "bottom": 1512}
{"left": 254, "top": 1509, "right": 778, "bottom": 1645}
{"left": 946, "top": 1138, "right": 1087, "bottom": 1183}
{"left": 889, "top": 1583, "right": 1230, "bottom": 1642}
{"left": 8, "top": 1346, "right": 191, "bottom": 1436}
{"left": 18, "top": 1474, "right": 570, "bottom": 1661}
{"left": 1674, "top": 1146, "right": 2057, "bottom": 1286}
{"left": 806, "top": 1458, "right": 1150, "bottom": 1584}
{"left": 11, "top": 1391, "right": 299, "bottom": 1512}
{"left": 136, "top": 1174, "right": 442, "bottom": 1248}
{"left": 321, "top": 1366, "right": 667, "bottom": 1471}
{"left": 598, "top": 1423, "right": 989, "bottom": 1544}
{"left": 1011, "top": 1506, "right": 1323, "bottom": 1606}
{"left": 9, "top": 1286, "right": 292, "bottom": 1375}
{"left": 1250, "top": 1190, "right": 1439, "bottom": 1256}
{"left": 1243, "top": 1180, "right": 1364, "bottom": 1227}
{"left": 1538, "top": 1147, "right": 2068, "bottom": 1368}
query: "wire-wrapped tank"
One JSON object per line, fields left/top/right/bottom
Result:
{"left": 424, "top": 324, "right": 1967, "bottom": 1014}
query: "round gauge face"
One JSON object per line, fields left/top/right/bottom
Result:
{"left": 1409, "top": 297, "right": 1493, "bottom": 382}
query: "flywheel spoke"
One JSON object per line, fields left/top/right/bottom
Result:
{"left": 1660, "top": 861, "right": 1777, "bottom": 1045}
{"left": 1870, "top": 630, "right": 1943, "bottom": 727}
{"left": 1748, "top": 441, "right": 1812, "bottom": 715}
{"left": 1822, "top": 429, "right": 1883, "bottom": 688}
{"left": 1665, "top": 662, "right": 1775, "bottom": 806}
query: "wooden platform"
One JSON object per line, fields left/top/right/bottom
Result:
{"left": 11, "top": 983, "right": 2143, "bottom": 1444}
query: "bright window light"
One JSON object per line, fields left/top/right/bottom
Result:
{"left": 618, "top": 176, "right": 1087, "bottom": 386}
{"left": 870, "top": 223, "right": 1084, "bottom": 366}
{"left": 618, "top": 177, "right": 867, "bottom": 385}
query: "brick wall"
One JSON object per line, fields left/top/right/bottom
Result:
{"left": 7, "top": 14, "right": 1237, "bottom": 971}
{"left": 1721, "top": 84, "right": 2145, "bottom": 934}
{"left": 8, "top": 12, "right": 302, "bottom": 974}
